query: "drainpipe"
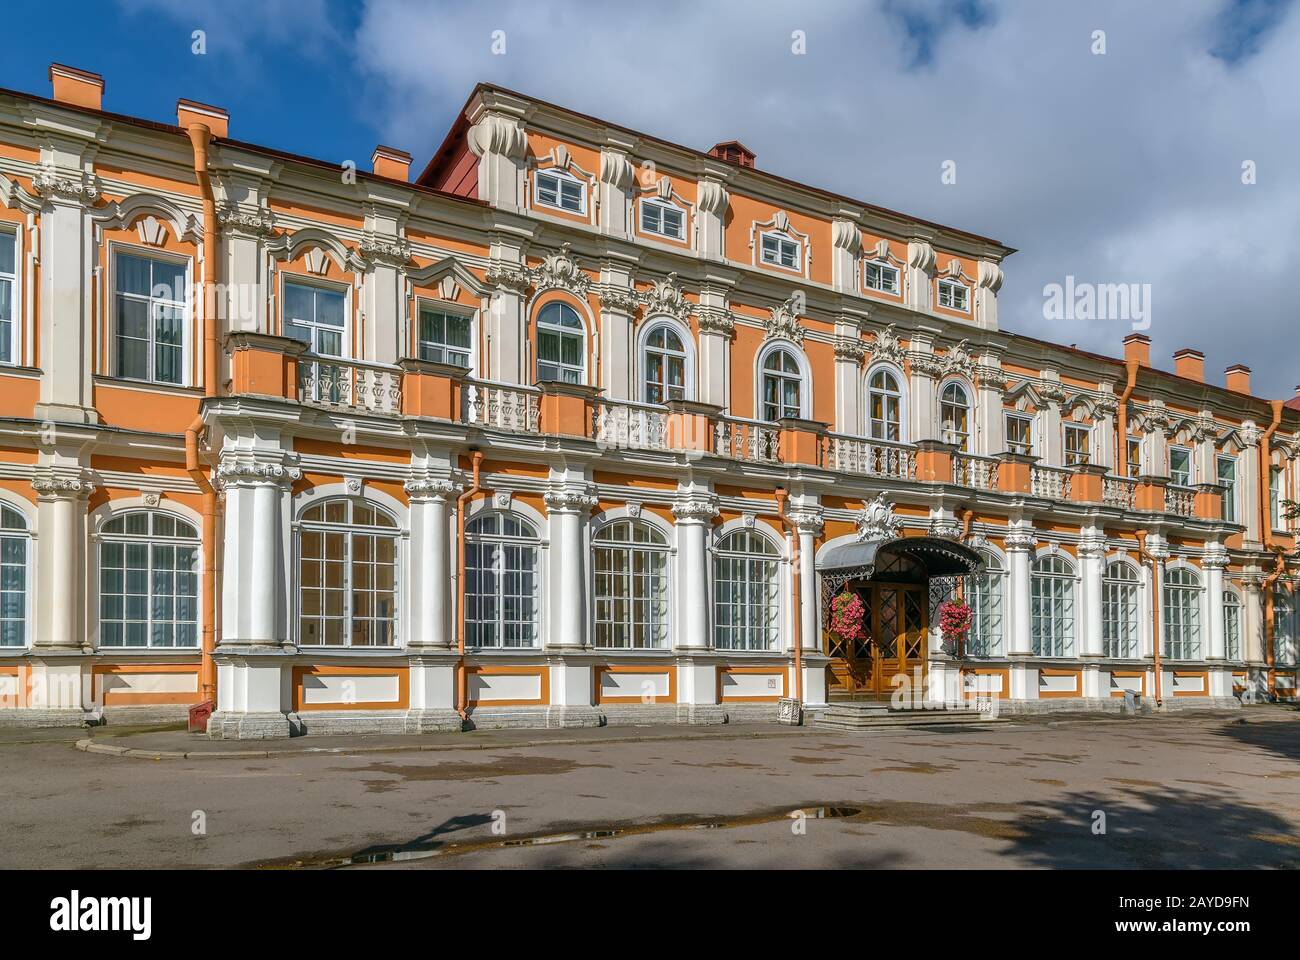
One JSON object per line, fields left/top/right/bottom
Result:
{"left": 455, "top": 451, "right": 486, "bottom": 720}
{"left": 954, "top": 506, "right": 974, "bottom": 658}
{"left": 186, "top": 123, "right": 221, "bottom": 709}
{"left": 1135, "top": 530, "right": 1163, "bottom": 707}
{"left": 774, "top": 488, "right": 803, "bottom": 705}
{"left": 1116, "top": 359, "right": 1140, "bottom": 477}
{"left": 1259, "top": 400, "right": 1285, "bottom": 693}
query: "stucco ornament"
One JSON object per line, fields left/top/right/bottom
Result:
{"left": 856, "top": 493, "right": 902, "bottom": 542}
{"left": 485, "top": 262, "right": 531, "bottom": 295}
{"left": 765, "top": 292, "right": 805, "bottom": 345}
{"left": 530, "top": 243, "right": 590, "bottom": 298}
{"left": 640, "top": 272, "right": 693, "bottom": 322}
{"left": 942, "top": 339, "right": 976, "bottom": 379}
{"left": 868, "top": 323, "right": 906, "bottom": 366}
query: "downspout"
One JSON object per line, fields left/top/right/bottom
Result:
{"left": 1259, "top": 400, "right": 1285, "bottom": 692}
{"left": 456, "top": 451, "right": 485, "bottom": 720}
{"left": 955, "top": 506, "right": 974, "bottom": 657}
{"left": 1116, "top": 359, "right": 1140, "bottom": 477}
{"left": 1135, "top": 530, "right": 1163, "bottom": 707}
{"left": 774, "top": 488, "right": 803, "bottom": 706}
{"left": 186, "top": 123, "right": 220, "bottom": 708}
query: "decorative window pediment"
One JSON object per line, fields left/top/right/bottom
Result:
{"left": 531, "top": 145, "right": 595, "bottom": 219}
{"left": 750, "top": 210, "right": 811, "bottom": 277}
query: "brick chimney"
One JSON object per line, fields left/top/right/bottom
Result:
{"left": 1123, "top": 333, "right": 1151, "bottom": 367}
{"left": 708, "top": 140, "right": 756, "bottom": 169}
{"left": 371, "top": 145, "right": 412, "bottom": 182}
{"left": 1225, "top": 364, "right": 1252, "bottom": 394}
{"left": 1173, "top": 348, "right": 1205, "bottom": 382}
{"left": 176, "top": 99, "right": 229, "bottom": 138}
{"left": 49, "top": 63, "right": 103, "bottom": 111}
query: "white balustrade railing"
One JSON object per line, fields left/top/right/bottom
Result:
{"left": 1031, "top": 465, "right": 1073, "bottom": 500}
{"left": 593, "top": 399, "right": 669, "bottom": 451}
{"left": 463, "top": 379, "right": 541, "bottom": 432}
{"left": 953, "top": 453, "right": 1000, "bottom": 490}
{"left": 715, "top": 417, "right": 780, "bottom": 463}
{"left": 298, "top": 357, "right": 402, "bottom": 415}
{"left": 1102, "top": 476, "right": 1138, "bottom": 510}
{"left": 825, "top": 435, "right": 915, "bottom": 480}
{"left": 1165, "top": 484, "right": 1196, "bottom": 518}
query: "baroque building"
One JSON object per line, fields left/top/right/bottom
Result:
{"left": 0, "top": 65, "right": 1296, "bottom": 737}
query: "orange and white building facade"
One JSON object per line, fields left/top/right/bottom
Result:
{"left": 0, "top": 65, "right": 1296, "bottom": 737}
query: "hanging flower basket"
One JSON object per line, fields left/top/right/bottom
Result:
{"left": 829, "top": 591, "right": 866, "bottom": 643}
{"left": 938, "top": 598, "right": 973, "bottom": 657}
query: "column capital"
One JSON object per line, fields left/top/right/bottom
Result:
{"left": 1077, "top": 537, "right": 1109, "bottom": 559}
{"left": 1004, "top": 530, "right": 1039, "bottom": 552}
{"left": 671, "top": 498, "right": 720, "bottom": 523}
{"left": 404, "top": 476, "right": 461, "bottom": 502}
{"left": 31, "top": 471, "right": 95, "bottom": 500}
{"left": 544, "top": 487, "right": 598, "bottom": 514}
{"left": 1202, "top": 546, "right": 1231, "bottom": 570}
{"left": 790, "top": 509, "right": 824, "bottom": 537}
{"left": 215, "top": 456, "right": 300, "bottom": 490}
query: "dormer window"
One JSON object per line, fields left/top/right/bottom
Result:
{"left": 640, "top": 199, "right": 684, "bottom": 240}
{"left": 535, "top": 169, "right": 585, "bottom": 214}
{"left": 864, "top": 260, "right": 899, "bottom": 294}
{"left": 937, "top": 278, "right": 969, "bottom": 312}
{"left": 760, "top": 232, "right": 800, "bottom": 271}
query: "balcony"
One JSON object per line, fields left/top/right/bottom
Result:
{"left": 298, "top": 356, "right": 402, "bottom": 415}
{"left": 715, "top": 417, "right": 780, "bottom": 463}
{"left": 592, "top": 398, "right": 669, "bottom": 452}
{"left": 826, "top": 434, "right": 916, "bottom": 480}
{"left": 1102, "top": 475, "right": 1138, "bottom": 510}
{"left": 953, "top": 452, "right": 999, "bottom": 490}
{"left": 464, "top": 379, "right": 540, "bottom": 432}
{"left": 1165, "top": 484, "right": 1196, "bottom": 518}
{"left": 1030, "top": 465, "right": 1073, "bottom": 500}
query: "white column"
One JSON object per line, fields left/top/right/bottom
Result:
{"left": 598, "top": 148, "right": 635, "bottom": 239}
{"left": 598, "top": 267, "right": 637, "bottom": 401}
{"left": 1005, "top": 529, "right": 1037, "bottom": 656}
{"left": 31, "top": 475, "right": 93, "bottom": 652}
{"left": 405, "top": 478, "right": 457, "bottom": 648}
{"left": 793, "top": 510, "right": 823, "bottom": 653}
{"left": 1078, "top": 530, "right": 1106, "bottom": 659}
{"left": 905, "top": 238, "right": 935, "bottom": 314}
{"left": 833, "top": 318, "right": 865, "bottom": 436}
{"left": 544, "top": 487, "right": 597, "bottom": 651}
{"left": 218, "top": 461, "right": 296, "bottom": 646}
{"left": 974, "top": 259, "right": 1003, "bottom": 330}
{"left": 696, "top": 282, "right": 734, "bottom": 411}
{"left": 696, "top": 177, "right": 729, "bottom": 260}
{"left": 1205, "top": 548, "right": 1228, "bottom": 660}
{"left": 831, "top": 219, "right": 860, "bottom": 294}
{"left": 672, "top": 495, "right": 717, "bottom": 650}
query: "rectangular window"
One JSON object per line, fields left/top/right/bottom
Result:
{"left": 535, "top": 171, "right": 584, "bottom": 213}
{"left": 114, "top": 251, "right": 188, "bottom": 385}
{"left": 1217, "top": 456, "right": 1237, "bottom": 524}
{"left": 760, "top": 233, "right": 800, "bottom": 270}
{"left": 937, "top": 279, "right": 969, "bottom": 311}
{"left": 1270, "top": 467, "right": 1282, "bottom": 530}
{"left": 0, "top": 230, "right": 16, "bottom": 365}
{"left": 640, "top": 201, "right": 684, "bottom": 240}
{"left": 1127, "top": 439, "right": 1142, "bottom": 477}
{"left": 417, "top": 305, "right": 472, "bottom": 367}
{"left": 1169, "top": 446, "right": 1192, "bottom": 486}
{"left": 1065, "top": 425, "right": 1091, "bottom": 466}
{"left": 863, "top": 260, "right": 899, "bottom": 294}
{"left": 1005, "top": 414, "right": 1034, "bottom": 455}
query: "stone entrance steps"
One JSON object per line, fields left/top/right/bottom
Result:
{"left": 816, "top": 701, "right": 1002, "bottom": 730}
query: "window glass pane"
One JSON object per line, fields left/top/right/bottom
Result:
{"left": 116, "top": 254, "right": 153, "bottom": 296}
{"left": 284, "top": 281, "right": 314, "bottom": 323}
{"left": 0, "top": 232, "right": 14, "bottom": 276}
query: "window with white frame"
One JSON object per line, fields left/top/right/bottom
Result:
{"left": 760, "top": 232, "right": 800, "bottom": 271}
{"left": 298, "top": 498, "right": 398, "bottom": 647}
{"left": 1102, "top": 561, "right": 1141, "bottom": 658}
{"left": 284, "top": 278, "right": 347, "bottom": 403}
{"left": 1162, "top": 567, "right": 1203, "bottom": 660}
{"left": 1217, "top": 455, "right": 1238, "bottom": 524}
{"left": 1127, "top": 438, "right": 1143, "bottom": 477}
{"left": 99, "top": 511, "right": 199, "bottom": 648}
{"left": 713, "top": 530, "right": 780, "bottom": 651}
{"left": 593, "top": 519, "right": 669, "bottom": 649}
{"left": 1275, "top": 587, "right": 1296, "bottom": 666}
{"left": 864, "top": 259, "right": 899, "bottom": 294}
{"left": 0, "top": 505, "right": 30, "bottom": 647}
{"left": 1065, "top": 424, "right": 1092, "bottom": 466}
{"left": 1169, "top": 446, "right": 1192, "bottom": 487}
{"left": 1270, "top": 467, "right": 1283, "bottom": 530}
{"left": 535, "top": 301, "right": 585, "bottom": 384}
{"left": 940, "top": 382, "right": 971, "bottom": 451}
{"left": 1224, "top": 590, "right": 1242, "bottom": 661}
{"left": 867, "top": 368, "right": 903, "bottom": 441}
{"left": 1005, "top": 413, "right": 1034, "bottom": 455}
{"left": 937, "top": 278, "right": 969, "bottom": 311}
{"left": 640, "top": 199, "right": 684, "bottom": 240}
{"left": 643, "top": 324, "right": 688, "bottom": 404}
{"left": 114, "top": 251, "right": 188, "bottom": 385}
{"left": 417, "top": 304, "right": 472, "bottom": 368}
{"left": 761, "top": 348, "right": 803, "bottom": 422}
{"left": 465, "top": 512, "right": 540, "bottom": 648}
{"left": 535, "top": 169, "right": 584, "bottom": 213}
{"left": 0, "top": 229, "right": 17, "bottom": 365}
{"left": 1031, "top": 554, "right": 1076, "bottom": 657}
{"left": 967, "top": 550, "right": 1004, "bottom": 657}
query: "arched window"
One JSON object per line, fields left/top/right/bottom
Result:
{"left": 713, "top": 529, "right": 780, "bottom": 651}
{"left": 99, "top": 510, "right": 199, "bottom": 648}
{"left": 760, "top": 348, "right": 803, "bottom": 422}
{"left": 593, "top": 519, "right": 669, "bottom": 649}
{"left": 1223, "top": 590, "right": 1242, "bottom": 662}
{"left": 1162, "top": 567, "right": 1202, "bottom": 660}
{"left": 940, "top": 382, "right": 971, "bottom": 451}
{"left": 967, "top": 550, "right": 1004, "bottom": 657}
{"left": 0, "top": 505, "right": 31, "bottom": 647}
{"left": 1275, "top": 587, "right": 1296, "bottom": 666}
{"left": 867, "top": 367, "right": 904, "bottom": 442}
{"left": 535, "top": 301, "right": 585, "bottom": 384}
{"left": 298, "top": 498, "right": 398, "bottom": 647}
{"left": 465, "top": 512, "right": 540, "bottom": 648}
{"left": 1102, "top": 561, "right": 1141, "bottom": 658}
{"left": 642, "top": 323, "right": 689, "bottom": 404}
{"left": 1031, "top": 554, "right": 1075, "bottom": 657}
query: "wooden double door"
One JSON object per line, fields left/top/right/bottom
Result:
{"left": 827, "top": 583, "right": 927, "bottom": 699}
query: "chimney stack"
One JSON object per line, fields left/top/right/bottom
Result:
{"left": 49, "top": 63, "right": 103, "bottom": 111}
{"left": 1225, "top": 364, "right": 1252, "bottom": 394}
{"left": 1123, "top": 333, "right": 1151, "bottom": 367}
{"left": 1173, "top": 348, "right": 1205, "bottom": 382}
{"left": 176, "top": 99, "right": 229, "bottom": 138}
{"left": 371, "top": 145, "right": 412, "bottom": 182}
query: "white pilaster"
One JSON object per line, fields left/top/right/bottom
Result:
{"left": 1078, "top": 529, "right": 1106, "bottom": 659}
{"left": 672, "top": 488, "right": 718, "bottom": 650}
{"left": 544, "top": 480, "right": 597, "bottom": 650}
{"left": 1005, "top": 526, "right": 1037, "bottom": 656}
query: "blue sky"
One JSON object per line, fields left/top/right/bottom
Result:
{"left": 7, "top": 0, "right": 1299, "bottom": 398}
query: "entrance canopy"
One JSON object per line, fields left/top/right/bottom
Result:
{"left": 816, "top": 535, "right": 984, "bottom": 586}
